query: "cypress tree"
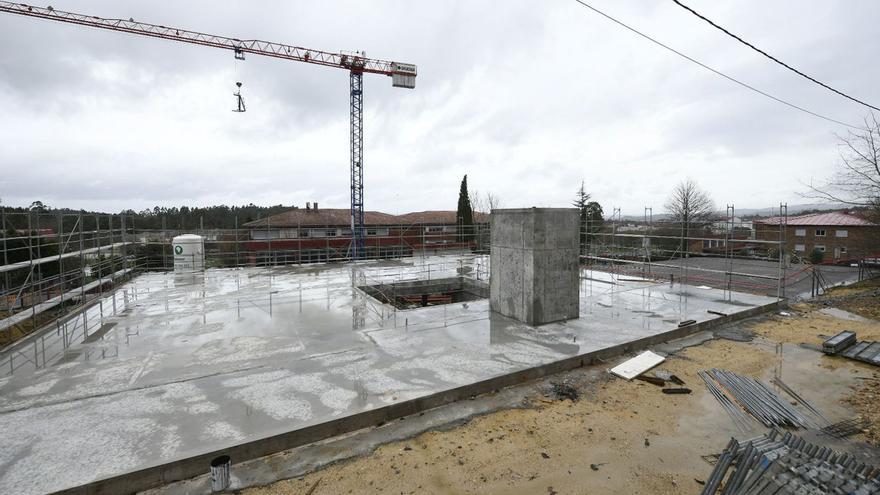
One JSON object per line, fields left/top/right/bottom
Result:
{"left": 456, "top": 175, "right": 474, "bottom": 241}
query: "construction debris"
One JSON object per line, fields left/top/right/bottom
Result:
{"left": 823, "top": 330, "right": 857, "bottom": 355}
{"left": 635, "top": 375, "right": 666, "bottom": 387}
{"left": 821, "top": 418, "right": 872, "bottom": 439}
{"left": 653, "top": 369, "right": 685, "bottom": 385}
{"left": 549, "top": 381, "right": 580, "bottom": 402}
{"left": 699, "top": 369, "right": 814, "bottom": 429}
{"left": 699, "top": 430, "right": 880, "bottom": 494}
{"left": 841, "top": 341, "right": 880, "bottom": 366}
{"left": 661, "top": 387, "right": 692, "bottom": 394}
{"left": 822, "top": 330, "right": 880, "bottom": 367}
{"left": 609, "top": 351, "right": 665, "bottom": 380}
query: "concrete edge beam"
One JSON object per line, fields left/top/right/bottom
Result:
{"left": 55, "top": 300, "right": 781, "bottom": 495}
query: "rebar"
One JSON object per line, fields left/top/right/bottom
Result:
{"left": 702, "top": 369, "right": 812, "bottom": 429}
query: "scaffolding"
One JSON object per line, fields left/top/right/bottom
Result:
{"left": 2, "top": 201, "right": 864, "bottom": 372}
{"left": 0, "top": 207, "right": 491, "bottom": 349}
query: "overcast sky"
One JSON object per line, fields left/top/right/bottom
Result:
{"left": 1, "top": 0, "right": 878, "bottom": 215}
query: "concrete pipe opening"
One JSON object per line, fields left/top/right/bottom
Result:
{"left": 210, "top": 455, "right": 231, "bottom": 492}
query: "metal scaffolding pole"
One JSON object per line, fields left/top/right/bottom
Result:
{"left": 2, "top": 205, "right": 9, "bottom": 312}
{"left": 234, "top": 215, "right": 240, "bottom": 268}
{"left": 777, "top": 203, "right": 788, "bottom": 300}
{"left": 57, "top": 212, "right": 65, "bottom": 315}
{"left": 643, "top": 206, "right": 653, "bottom": 278}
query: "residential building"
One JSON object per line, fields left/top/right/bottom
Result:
{"left": 753, "top": 211, "right": 879, "bottom": 263}
{"left": 242, "top": 205, "right": 490, "bottom": 264}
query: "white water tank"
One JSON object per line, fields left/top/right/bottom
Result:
{"left": 172, "top": 234, "right": 205, "bottom": 272}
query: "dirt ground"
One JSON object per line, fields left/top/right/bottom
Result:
{"left": 243, "top": 290, "right": 880, "bottom": 495}
{"left": 821, "top": 277, "right": 880, "bottom": 320}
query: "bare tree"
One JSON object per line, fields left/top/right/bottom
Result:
{"left": 664, "top": 179, "right": 715, "bottom": 256}
{"left": 469, "top": 190, "right": 502, "bottom": 213}
{"left": 805, "top": 113, "right": 880, "bottom": 221}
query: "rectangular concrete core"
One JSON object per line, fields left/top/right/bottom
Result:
{"left": 490, "top": 207, "right": 580, "bottom": 325}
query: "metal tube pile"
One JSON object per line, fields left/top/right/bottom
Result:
{"left": 699, "top": 371, "right": 752, "bottom": 432}
{"left": 700, "top": 429, "right": 880, "bottom": 494}
{"left": 769, "top": 377, "right": 827, "bottom": 424}
{"left": 699, "top": 369, "right": 814, "bottom": 429}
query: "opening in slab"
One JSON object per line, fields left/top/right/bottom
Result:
{"left": 359, "top": 276, "right": 488, "bottom": 310}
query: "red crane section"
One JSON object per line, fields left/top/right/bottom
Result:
{"left": 0, "top": 1, "right": 418, "bottom": 260}
{"left": 0, "top": 1, "right": 416, "bottom": 83}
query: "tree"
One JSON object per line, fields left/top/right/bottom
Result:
{"left": 805, "top": 113, "right": 880, "bottom": 222}
{"left": 469, "top": 190, "right": 502, "bottom": 214}
{"left": 573, "top": 182, "right": 604, "bottom": 255}
{"left": 585, "top": 201, "right": 604, "bottom": 233}
{"left": 456, "top": 175, "right": 474, "bottom": 242}
{"left": 809, "top": 247, "right": 824, "bottom": 265}
{"left": 664, "top": 179, "right": 715, "bottom": 256}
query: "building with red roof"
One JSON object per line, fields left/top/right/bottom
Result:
{"left": 753, "top": 211, "right": 879, "bottom": 263}
{"left": 241, "top": 204, "right": 490, "bottom": 264}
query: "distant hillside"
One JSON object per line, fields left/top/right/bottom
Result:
{"left": 735, "top": 203, "right": 850, "bottom": 218}
{"left": 618, "top": 203, "right": 849, "bottom": 221}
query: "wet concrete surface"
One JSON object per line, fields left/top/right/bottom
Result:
{"left": 151, "top": 321, "right": 879, "bottom": 495}
{"left": 0, "top": 254, "right": 776, "bottom": 494}
{"left": 625, "top": 257, "right": 861, "bottom": 299}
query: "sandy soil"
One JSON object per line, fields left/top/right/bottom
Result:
{"left": 243, "top": 301, "right": 880, "bottom": 495}
{"left": 822, "top": 277, "right": 880, "bottom": 320}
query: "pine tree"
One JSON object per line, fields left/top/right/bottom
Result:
{"left": 573, "top": 181, "right": 591, "bottom": 255}
{"left": 573, "top": 182, "right": 604, "bottom": 255}
{"left": 456, "top": 175, "right": 474, "bottom": 242}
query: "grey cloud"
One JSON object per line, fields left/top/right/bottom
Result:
{"left": 2, "top": 0, "right": 879, "bottom": 215}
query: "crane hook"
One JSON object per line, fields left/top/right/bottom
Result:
{"left": 233, "top": 82, "right": 246, "bottom": 113}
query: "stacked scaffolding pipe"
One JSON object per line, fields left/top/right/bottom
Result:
{"left": 769, "top": 376, "right": 828, "bottom": 424}
{"left": 700, "top": 430, "right": 880, "bottom": 494}
{"left": 700, "top": 369, "right": 813, "bottom": 429}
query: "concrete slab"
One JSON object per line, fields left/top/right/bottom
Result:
{"left": 0, "top": 254, "right": 776, "bottom": 494}
{"left": 634, "top": 257, "right": 862, "bottom": 298}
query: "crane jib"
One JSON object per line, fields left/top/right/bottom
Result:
{"left": 0, "top": 0, "right": 418, "bottom": 260}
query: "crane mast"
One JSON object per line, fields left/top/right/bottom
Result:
{"left": 0, "top": 1, "right": 417, "bottom": 259}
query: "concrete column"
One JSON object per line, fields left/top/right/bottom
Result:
{"left": 490, "top": 208, "right": 579, "bottom": 325}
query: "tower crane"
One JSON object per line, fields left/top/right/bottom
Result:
{"left": 0, "top": 2, "right": 417, "bottom": 259}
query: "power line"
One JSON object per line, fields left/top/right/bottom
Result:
{"left": 570, "top": 0, "right": 860, "bottom": 129}
{"left": 671, "top": 0, "right": 880, "bottom": 113}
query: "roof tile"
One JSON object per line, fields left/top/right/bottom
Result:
{"left": 755, "top": 211, "right": 875, "bottom": 226}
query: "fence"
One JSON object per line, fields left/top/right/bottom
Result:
{"left": 2, "top": 203, "right": 868, "bottom": 362}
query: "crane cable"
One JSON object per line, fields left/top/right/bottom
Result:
{"left": 570, "top": 0, "right": 861, "bottom": 129}
{"left": 670, "top": 0, "right": 880, "bottom": 113}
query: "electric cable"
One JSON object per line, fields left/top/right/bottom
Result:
{"left": 570, "top": 0, "right": 860, "bottom": 129}
{"left": 670, "top": 0, "right": 880, "bottom": 113}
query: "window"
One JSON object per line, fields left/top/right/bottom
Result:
{"left": 814, "top": 245, "right": 826, "bottom": 252}
{"left": 794, "top": 228, "right": 806, "bottom": 237}
{"left": 794, "top": 244, "right": 805, "bottom": 252}
{"left": 815, "top": 229, "right": 826, "bottom": 237}
{"left": 835, "top": 229, "right": 848, "bottom": 238}
{"left": 326, "top": 229, "right": 338, "bottom": 237}
{"left": 299, "top": 229, "right": 310, "bottom": 238}
{"left": 840, "top": 246, "right": 847, "bottom": 254}
{"left": 366, "top": 228, "right": 389, "bottom": 237}
{"left": 425, "top": 226, "right": 444, "bottom": 233}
